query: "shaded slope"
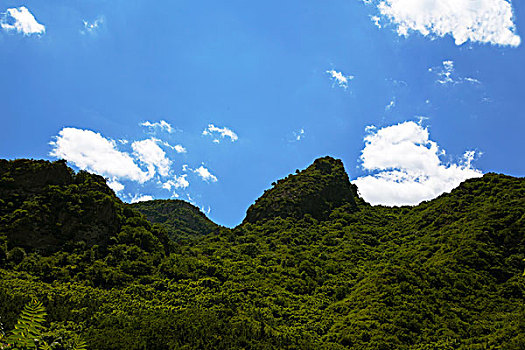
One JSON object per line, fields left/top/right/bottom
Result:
{"left": 132, "top": 199, "right": 219, "bottom": 238}
{"left": 0, "top": 159, "right": 173, "bottom": 288}
{"left": 0, "top": 159, "right": 124, "bottom": 252}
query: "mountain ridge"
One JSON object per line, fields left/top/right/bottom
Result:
{"left": 1, "top": 157, "right": 523, "bottom": 232}
{"left": 0, "top": 157, "right": 523, "bottom": 349}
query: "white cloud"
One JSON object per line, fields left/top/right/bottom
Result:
{"left": 429, "top": 60, "right": 482, "bottom": 85}
{"left": 130, "top": 194, "right": 153, "bottom": 203}
{"left": 366, "top": 0, "right": 520, "bottom": 46}
{"left": 50, "top": 127, "right": 217, "bottom": 201}
{"left": 49, "top": 128, "right": 151, "bottom": 183}
{"left": 353, "top": 121, "right": 482, "bottom": 206}
{"left": 107, "top": 179, "right": 125, "bottom": 193}
{"left": 162, "top": 174, "right": 189, "bottom": 191}
{"left": 194, "top": 166, "right": 218, "bottom": 183}
{"left": 1, "top": 7, "right": 45, "bottom": 36}
{"left": 81, "top": 16, "right": 103, "bottom": 34}
{"left": 326, "top": 69, "right": 354, "bottom": 89}
{"left": 371, "top": 15, "right": 382, "bottom": 28}
{"left": 140, "top": 120, "right": 174, "bottom": 133}
{"left": 157, "top": 140, "right": 186, "bottom": 153}
{"left": 131, "top": 138, "right": 172, "bottom": 177}
{"left": 202, "top": 124, "right": 238, "bottom": 143}
{"left": 433, "top": 60, "right": 455, "bottom": 84}
{"left": 173, "top": 144, "right": 186, "bottom": 153}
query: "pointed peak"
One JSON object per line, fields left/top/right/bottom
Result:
{"left": 243, "top": 156, "right": 359, "bottom": 224}
{"left": 310, "top": 156, "right": 345, "bottom": 174}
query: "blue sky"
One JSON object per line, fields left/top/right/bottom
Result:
{"left": 1, "top": 0, "right": 524, "bottom": 226}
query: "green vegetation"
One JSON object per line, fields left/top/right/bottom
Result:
{"left": 132, "top": 199, "right": 219, "bottom": 240}
{"left": 244, "top": 157, "right": 362, "bottom": 223}
{"left": 1, "top": 299, "right": 86, "bottom": 349}
{"left": 0, "top": 157, "right": 523, "bottom": 349}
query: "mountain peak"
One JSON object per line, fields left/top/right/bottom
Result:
{"left": 0, "top": 159, "right": 122, "bottom": 253}
{"left": 243, "top": 156, "right": 359, "bottom": 224}
{"left": 132, "top": 199, "right": 219, "bottom": 239}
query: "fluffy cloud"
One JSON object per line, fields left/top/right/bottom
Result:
{"left": 1, "top": 7, "right": 45, "bottom": 36}
{"left": 353, "top": 121, "right": 482, "bottom": 206}
{"left": 50, "top": 128, "right": 151, "bottom": 183}
{"left": 429, "top": 60, "right": 481, "bottom": 85}
{"left": 194, "top": 166, "right": 218, "bottom": 182}
{"left": 366, "top": 0, "right": 520, "bottom": 46}
{"left": 140, "top": 120, "right": 174, "bottom": 133}
{"left": 107, "top": 179, "right": 125, "bottom": 193}
{"left": 326, "top": 69, "right": 354, "bottom": 89}
{"left": 50, "top": 126, "right": 219, "bottom": 203}
{"left": 173, "top": 145, "right": 186, "bottom": 153}
{"left": 131, "top": 138, "right": 172, "bottom": 177}
{"left": 162, "top": 174, "right": 189, "bottom": 191}
{"left": 202, "top": 124, "right": 238, "bottom": 143}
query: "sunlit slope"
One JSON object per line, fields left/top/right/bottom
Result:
{"left": 0, "top": 158, "right": 523, "bottom": 349}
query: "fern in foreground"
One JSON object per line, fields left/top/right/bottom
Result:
{"left": 1, "top": 300, "right": 86, "bottom": 350}
{"left": 5, "top": 299, "right": 46, "bottom": 349}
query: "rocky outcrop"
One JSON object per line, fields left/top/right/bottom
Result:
{"left": 243, "top": 156, "right": 360, "bottom": 224}
{"left": 0, "top": 159, "right": 122, "bottom": 253}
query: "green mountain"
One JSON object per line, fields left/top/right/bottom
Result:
{"left": 0, "top": 157, "right": 523, "bottom": 349}
{"left": 244, "top": 157, "right": 362, "bottom": 224}
{"left": 132, "top": 199, "right": 219, "bottom": 239}
{"left": 0, "top": 159, "right": 123, "bottom": 253}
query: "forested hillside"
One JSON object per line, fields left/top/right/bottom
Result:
{"left": 0, "top": 157, "right": 523, "bottom": 349}
{"left": 132, "top": 199, "right": 219, "bottom": 239}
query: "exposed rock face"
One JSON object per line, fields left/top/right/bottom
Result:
{"left": 243, "top": 157, "right": 360, "bottom": 224}
{"left": 0, "top": 159, "right": 122, "bottom": 253}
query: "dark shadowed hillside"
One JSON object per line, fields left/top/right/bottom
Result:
{"left": 0, "top": 157, "right": 523, "bottom": 349}
{"left": 0, "top": 159, "right": 122, "bottom": 252}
